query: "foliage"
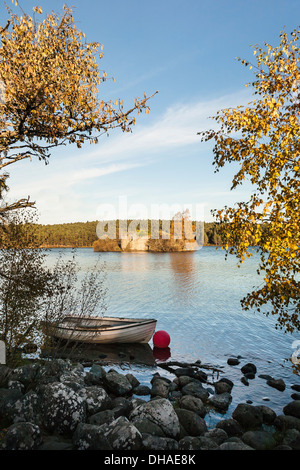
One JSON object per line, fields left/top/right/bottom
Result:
{"left": 0, "top": 3, "right": 156, "bottom": 219}
{"left": 30, "top": 220, "right": 221, "bottom": 248}
{"left": 0, "top": 209, "right": 107, "bottom": 363}
{"left": 199, "top": 28, "right": 300, "bottom": 334}
{"left": 0, "top": 210, "right": 52, "bottom": 356}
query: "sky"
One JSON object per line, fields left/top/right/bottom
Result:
{"left": 2, "top": 0, "right": 300, "bottom": 224}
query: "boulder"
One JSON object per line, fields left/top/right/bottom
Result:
{"left": 214, "top": 379, "right": 233, "bottom": 395}
{"left": 142, "top": 433, "right": 178, "bottom": 450}
{"left": 84, "top": 364, "right": 106, "bottom": 385}
{"left": 242, "top": 430, "right": 276, "bottom": 450}
{"left": 274, "top": 414, "right": 300, "bottom": 432}
{"left": 181, "top": 381, "right": 209, "bottom": 402}
{"left": 216, "top": 418, "right": 243, "bottom": 437}
{"left": 11, "top": 390, "right": 42, "bottom": 425}
{"left": 208, "top": 392, "right": 232, "bottom": 412}
{"left": 266, "top": 378, "right": 286, "bottom": 392}
{"left": 73, "top": 422, "right": 111, "bottom": 450}
{"left": 177, "top": 395, "right": 206, "bottom": 418}
{"left": 175, "top": 408, "right": 207, "bottom": 436}
{"left": 204, "top": 428, "right": 228, "bottom": 445}
{"left": 150, "top": 378, "right": 170, "bottom": 398}
{"left": 104, "top": 416, "right": 143, "bottom": 450}
{"left": 130, "top": 398, "right": 180, "bottom": 439}
{"left": 232, "top": 403, "right": 264, "bottom": 430}
{"left": 103, "top": 370, "right": 133, "bottom": 396}
{"left": 241, "top": 363, "right": 257, "bottom": 375}
{"left": 282, "top": 429, "right": 300, "bottom": 450}
{"left": 256, "top": 405, "right": 277, "bottom": 425}
{"left": 283, "top": 400, "right": 300, "bottom": 419}
{"left": 41, "top": 382, "right": 86, "bottom": 435}
{"left": 219, "top": 440, "right": 254, "bottom": 450}
{"left": 1, "top": 422, "right": 42, "bottom": 450}
{"left": 78, "top": 386, "right": 111, "bottom": 416}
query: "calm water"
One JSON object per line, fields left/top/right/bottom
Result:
{"left": 45, "top": 246, "right": 300, "bottom": 426}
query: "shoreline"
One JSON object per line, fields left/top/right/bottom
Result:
{"left": 0, "top": 356, "right": 299, "bottom": 450}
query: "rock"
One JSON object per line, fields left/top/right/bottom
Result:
{"left": 244, "top": 372, "right": 255, "bottom": 380}
{"left": 78, "top": 386, "right": 111, "bottom": 416}
{"left": 111, "top": 397, "right": 133, "bottom": 419}
{"left": 291, "top": 393, "right": 300, "bottom": 401}
{"left": 142, "top": 433, "right": 178, "bottom": 450}
{"left": 214, "top": 379, "right": 233, "bottom": 394}
{"left": 88, "top": 409, "right": 115, "bottom": 426}
{"left": 283, "top": 400, "right": 300, "bottom": 419}
{"left": 256, "top": 405, "right": 277, "bottom": 425}
{"left": 9, "top": 363, "right": 41, "bottom": 390}
{"left": 241, "top": 363, "right": 257, "bottom": 375}
{"left": 282, "top": 429, "right": 300, "bottom": 450}
{"left": 177, "top": 395, "right": 206, "bottom": 418}
{"left": 208, "top": 392, "right": 232, "bottom": 412}
{"left": 37, "top": 435, "right": 73, "bottom": 450}
{"left": 242, "top": 430, "right": 276, "bottom": 450}
{"left": 0, "top": 366, "right": 12, "bottom": 388}
{"left": 103, "top": 370, "right": 133, "bottom": 396}
{"left": 125, "top": 373, "right": 140, "bottom": 389}
{"left": 178, "top": 436, "right": 202, "bottom": 450}
{"left": 73, "top": 422, "right": 111, "bottom": 450}
{"left": 266, "top": 378, "right": 286, "bottom": 391}
{"left": 241, "top": 376, "right": 249, "bottom": 387}
{"left": 176, "top": 375, "right": 194, "bottom": 388}
{"left": 291, "top": 384, "right": 300, "bottom": 392}
{"left": 258, "top": 374, "right": 273, "bottom": 381}
{"left": 204, "top": 428, "right": 228, "bottom": 445}
{"left": 274, "top": 414, "right": 300, "bottom": 432}
{"left": 196, "top": 436, "right": 219, "bottom": 450}
{"left": 84, "top": 364, "right": 106, "bottom": 385}
{"left": 11, "top": 390, "right": 42, "bottom": 425}
{"left": 104, "top": 416, "right": 143, "bottom": 450}
{"left": 219, "top": 441, "right": 254, "bottom": 450}
{"left": 227, "top": 357, "right": 240, "bottom": 366}
{"left": 59, "top": 367, "right": 85, "bottom": 391}
{"left": 1, "top": 422, "right": 42, "bottom": 450}
{"left": 133, "top": 384, "right": 151, "bottom": 396}
{"left": 181, "top": 380, "right": 209, "bottom": 402}
{"left": 232, "top": 403, "right": 264, "bottom": 430}
{"left": 216, "top": 418, "right": 243, "bottom": 437}
{"left": 175, "top": 408, "right": 207, "bottom": 436}
{"left": 129, "top": 398, "right": 180, "bottom": 439}
{"left": 41, "top": 382, "right": 86, "bottom": 435}
{"left": 150, "top": 378, "right": 169, "bottom": 398}
{"left": 0, "top": 388, "right": 23, "bottom": 426}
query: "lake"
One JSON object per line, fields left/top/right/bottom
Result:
{"left": 45, "top": 246, "right": 300, "bottom": 426}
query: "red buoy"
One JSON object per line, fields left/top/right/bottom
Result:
{"left": 153, "top": 330, "right": 170, "bottom": 349}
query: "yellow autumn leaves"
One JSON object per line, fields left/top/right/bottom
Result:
{"left": 199, "top": 28, "right": 300, "bottom": 335}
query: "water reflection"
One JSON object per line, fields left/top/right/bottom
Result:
{"left": 41, "top": 342, "right": 156, "bottom": 366}
{"left": 169, "top": 252, "right": 197, "bottom": 300}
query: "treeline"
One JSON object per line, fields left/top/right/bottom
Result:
{"left": 27, "top": 220, "right": 223, "bottom": 248}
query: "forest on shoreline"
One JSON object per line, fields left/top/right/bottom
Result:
{"left": 29, "top": 220, "right": 223, "bottom": 248}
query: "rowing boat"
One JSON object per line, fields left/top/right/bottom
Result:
{"left": 45, "top": 315, "right": 157, "bottom": 344}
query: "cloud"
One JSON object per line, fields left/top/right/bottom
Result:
{"left": 6, "top": 88, "right": 252, "bottom": 223}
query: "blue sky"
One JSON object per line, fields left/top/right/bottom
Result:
{"left": 2, "top": 0, "right": 300, "bottom": 224}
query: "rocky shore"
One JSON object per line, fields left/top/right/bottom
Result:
{"left": 0, "top": 358, "right": 300, "bottom": 450}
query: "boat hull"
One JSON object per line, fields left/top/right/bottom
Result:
{"left": 46, "top": 316, "right": 157, "bottom": 344}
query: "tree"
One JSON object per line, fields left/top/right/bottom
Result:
{"left": 0, "top": 209, "right": 107, "bottom": 363}
{"left": 0, "top": 3, "right": 156, "bottom": 219}
{"left": 199, "top": 28, "right": 300, "bottom": 334}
